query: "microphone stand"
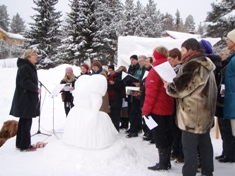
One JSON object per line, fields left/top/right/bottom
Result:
{"left": 32, "top": 81, "right": 50, "bottom": 137}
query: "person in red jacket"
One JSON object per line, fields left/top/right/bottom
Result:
{"left": 142, "top": 46, "right": 174, "bottom": 171}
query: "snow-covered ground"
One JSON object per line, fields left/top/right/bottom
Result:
{"left": 0, "top": 58, "right": 234, "bottom": 176}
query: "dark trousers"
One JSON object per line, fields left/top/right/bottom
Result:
{"left": 64, "top": 101, "right": 74, "bottom": 117}
{"left": 129, "top": 98, "right": 141, "bottom": 133}
{"left": 171, "top": 118, "right": 184, "bottom": 157}
{"left": 109, "top": 100, "right": 121, "bottom": 132}
{"left": 16, "top": 118, "right": 32, "bottom": 150}
{"left": 182, "top": 131, "right": 213, "bottom": 176}
{"left": 151, "top": 114, "right": 172, "bottom": 149}
{"left": 218, "top": 117, "right": 235, "bottom": 159}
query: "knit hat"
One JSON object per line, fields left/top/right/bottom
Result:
{"left": 81, "top": 64, "right": 90, "bottom": 71}
{"left": 227, "top": 29, "right": 235, "bottom": 44}
{"left": 130, "top": 54, "right": 138, "bottom": 60}
{"left": 65, "top": 67, "right": 73, "bottom": 73}
{"left": 108, "top": 65, "right": 115, "bottom": 70}
{"left": 200, "top": 39, "right": 213, "bottom": 54}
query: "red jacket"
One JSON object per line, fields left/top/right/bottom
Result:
{"left": 142, "top": 58, "right": 174, "bottom": 116}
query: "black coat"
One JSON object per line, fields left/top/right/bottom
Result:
{"left": 108, "top": 71, "right": 125, "bottom": 109}
{"left": 10, "top": 58, "right": 40, "bottom": 118}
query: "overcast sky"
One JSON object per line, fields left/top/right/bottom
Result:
{"left": 1, "top": 0, "right": 216, "bottom": 28}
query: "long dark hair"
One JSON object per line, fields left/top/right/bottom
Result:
{"left": 181, "top": 38, "right": 204, "bottom": 53}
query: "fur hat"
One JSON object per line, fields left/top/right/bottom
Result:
{"left": 130, "top": 54, "right": 138, "bottom": 60}
{"left": 200, "top": 39, "right": 213, "bottom": 54}
{"left": 81, "top": 64, "right": 89, "bottom": 71}
{"left": 108, "top": 65, "right": 115, "bottom": 70}
{"left": 227, "top": 29, "right": 235, "bottom": 44}
{"left": 65, "top": 67, "right": 73, "bottom": 73}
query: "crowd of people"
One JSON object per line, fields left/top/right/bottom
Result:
{"left": 9, "top": 29, "right": 235, "bottom": 176}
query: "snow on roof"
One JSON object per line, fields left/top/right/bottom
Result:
{"left": 164, "top": 30, "right": 201, "bottom": 39}
{"left": 117, "top": 35, "right": 221, "bottom": 68}
{"left": 0, "top": 27, "right": 25, "bottom": 40}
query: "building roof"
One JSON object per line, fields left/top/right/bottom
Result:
{"left": 0, "top": 27, "right": 25, "bottom": 40}
{"left": 163, "top": 30, "right": 201, "bottom": 40}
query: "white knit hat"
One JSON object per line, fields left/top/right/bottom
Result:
{"left": 227, "top": 29, "right": 235, "bottom": 44}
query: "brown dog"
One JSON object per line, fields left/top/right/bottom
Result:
{"left": 0, "top": 120, "right": 18, "bottom": 147}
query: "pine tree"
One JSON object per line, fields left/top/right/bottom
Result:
{"left": 59, "top": 0, "right": 82, "bottom": 65}
{"left": 205, "top": 0, "right": 235, "bottom": 39}
{"left": 94, "top": 0, "right": 123, "bottom": 64}
{"left": 142, "top": 0, "right": 162, "bottom": 37}
{"left": 25, "top": 0, "right": 62, "bottom": 68}
{"left": 184, "top": 15, "right": 195, "bottom": 32}
{"left": 197, "top": 22, "right": 207, "bottom": 37}
{"left": 134, "top": 0, "right": 145, "bottom": 36}
{"left": 174, "top": 9, "right": 181, "bottom": 31}
{"left": 72, "top": 0, "right": 100, "bottom": 64}
{"left": 122, "top": 0, "right": 138, "bottom": 36}
{"left": 161, "top": 12, "right": 174, "bottom": 32}
{"left": 0, "top": 5, "right": 10, "bottom": 32}
{"left": 10, "top": 13, "right": 26, "bottom": 34}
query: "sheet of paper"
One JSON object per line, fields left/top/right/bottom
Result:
{"left": 125, "top": 86, "right": 140, "bottom": 91}
{"left": 153, "top": 61, "right": 176, "bottom": 82}
{"left": 143, "top": 115, "right": 158, "bottom": 130}
{"left": 122, "top": 71, "right": 128, "bottom": 80}
{"left": 50, "top": 84, "right": 65, "bottom": 97}
{"left": 142, "top": 70, "right": 149, "bottom": 80}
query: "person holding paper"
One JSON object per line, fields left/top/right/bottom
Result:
{"left": 164, "top": 38, "right": 217, "bottom": 176}
{"left": 60, "top": 67, "right": 76, "bottom": 117}
{"left": 167, "top": 48, "right": 184, "bottom": 163}
{"left": 126, "top": 55, "right": 147, "bottom": 138}
{"left": 142, "top": 46, "right": 174, "bottom": 171}
{"left": 124, "top": 55, "right": 139, "bottom": 134}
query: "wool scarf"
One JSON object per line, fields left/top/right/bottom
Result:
{"left": 181, "top": 50, "right": 203, "bottom": 64}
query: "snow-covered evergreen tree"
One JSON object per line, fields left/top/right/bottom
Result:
{"left": 64, "top": 0, "right": 101, "bottom": 64}
{"left": 133, "top": 0, "right": 145, "bottom": 36}
{"left": 25, "top": 0, "right": 62, "bottom": 68}
{"left": 59, "top": 0, "right": 82, "bottom": 65}
{"left": 122, "top": 0, "right": 138, "bottom": 36}
{"left": 94, "top": 0, "right": 123, "bottom": 64}
{"left": 142, "top": 0, "right": 162, "bottom": 37}
{"left": 184, "top": 15, "right": 195, "bottom": 32}
{"left": 0, "top": 5, "right": 10, "bottom": 32}
{"left": 10, "top": 13, "right": 26, "bottom": 34}
{"left": 174, "top": 9, "right": 181, "bottom": 31}
{"left": 197, "top": 22, "right": 208, "bottom": 37}
{"left": 161, "top": 12, "right": 174, "bottom": 32}
{"left": 205, "top": 0, "right": 235, "bottom": 39}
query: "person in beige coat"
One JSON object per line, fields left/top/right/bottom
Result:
{"left": 92, "top": 61, "right": 110, "bottom": 113}
{"left": 164, "top": 38, "right": 217, "bottom": 176}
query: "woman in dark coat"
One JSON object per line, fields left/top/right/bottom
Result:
{"left": 10, "top": 49, "right": 41, "bottom": 152}
{"left": 60, "top": 67, "right": 76, "bottom": 117}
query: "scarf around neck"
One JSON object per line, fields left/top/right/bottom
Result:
{"left": 181, "top": 50, "right": 203, "bottom": 64}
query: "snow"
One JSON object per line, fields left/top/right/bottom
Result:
{"left": 0, "top": 58, "right": 234, "bottom": 176}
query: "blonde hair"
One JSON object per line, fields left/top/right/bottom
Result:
{"left": 154, "top": 46, "right": 169, "bottom": 57}
{"left": 116, "top": 66, "right": 127, "bottom": 73}
{"left": 62, "top": 73, "right": 76, "bottom": 83}
{"left": 23, "top": 49, "right": 37, "bottom": 60}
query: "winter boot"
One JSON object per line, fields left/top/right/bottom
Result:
{"left": 148, "top": 147, "right": 171, "bottom": 171}
{"left": 166, "top": 146, "right": 172, "bottom": 169}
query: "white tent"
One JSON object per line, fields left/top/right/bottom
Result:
{"left": 117, "top": 35, "right": 221, "bottom": 68}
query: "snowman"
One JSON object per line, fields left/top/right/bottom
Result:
{"left": 62, "top": 74, "right": 118, "bottom": 149}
